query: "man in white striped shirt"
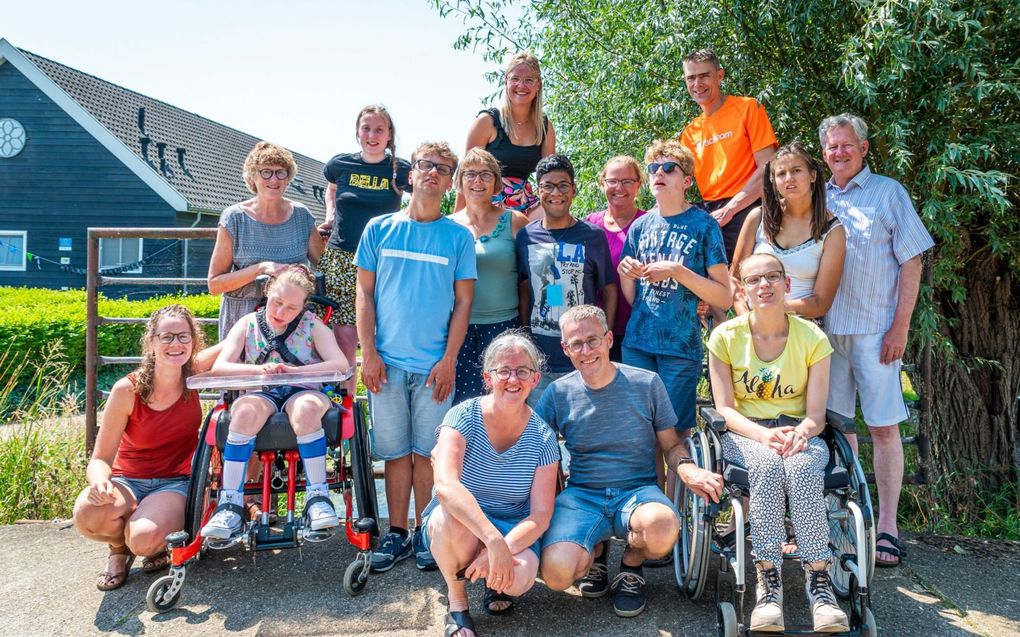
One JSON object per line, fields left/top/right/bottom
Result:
{"left": 819, "top": 114, "right": 934, "bottom": 568}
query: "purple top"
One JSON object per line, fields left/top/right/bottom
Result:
{"left": 585, "top": 208, "right": 647, "bottom": 335}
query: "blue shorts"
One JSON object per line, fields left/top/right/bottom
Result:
{"left": 542, "top": 484, "right": 677, "bottom": 554}
{"left": 247, "top": 385, "right": 316, "bottom": 411}
{"left": 621, "top": 346, "right": 700, "bottom": 431}
{"left": 111, "top": 476, "right": 189, "bottom": 501}
{"left": 368, "top": 365, "right": 453, "bottom": 460}
{"left": 422, "top": 504, "right": 542, "bottom": 560}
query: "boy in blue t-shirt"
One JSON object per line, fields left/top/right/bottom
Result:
{"left": 618, "top": 140, "right": 731, "bottom": 434}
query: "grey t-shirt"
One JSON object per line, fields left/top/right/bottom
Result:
{"left": 535, "top": 364, "right": 677, "bottom": 490}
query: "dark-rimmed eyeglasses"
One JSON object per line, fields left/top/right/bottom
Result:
{"left": 413, "top": 159, "right": 454, "bottom": 176}
{"left": 259, "top": 168, "right": 289, "bottom": 180}
{"left": 538, "top": 181, "right": 573, "bottom": 194}
{"left": 156, "top": 332, "right": 193, "bottom": 344}
{"left": 562, "top": 330, "right": 609, "bottom": 354}
{"left": 741, "top": 270, "right": 785, "bottom": 286}
{"left": 646, "top": 161, "right": 683, "bottom": 175}
{"left": 489, "top": 367, "right": 537, "bottom": 381}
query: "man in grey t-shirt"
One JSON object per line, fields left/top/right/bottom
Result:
{"left": 536, "top": 305, "right": 722, "bottom": 618}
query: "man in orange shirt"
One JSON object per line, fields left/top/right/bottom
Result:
{"left": 679, "top": 49, "right": 778, "bottom": 261}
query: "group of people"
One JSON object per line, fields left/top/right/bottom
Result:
{"left": 71, "top": 46, "right": 934, "bottom": 636}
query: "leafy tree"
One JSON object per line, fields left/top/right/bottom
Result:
{"left": 434, "top": 0, "right": 1020, "bottom": 518}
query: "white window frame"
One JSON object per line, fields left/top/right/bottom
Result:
{"left": 99, "top": 238, "right": 144, "bottom": 274}
{"left": 0, "top": 230, "right": 27, "bottom": 271}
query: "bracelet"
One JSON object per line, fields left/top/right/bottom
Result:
{"left": 674, "top": 456, "right": 696, "bottom": 471}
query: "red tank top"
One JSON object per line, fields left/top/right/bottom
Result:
{"left": 111, "top": 376, "right": 203, "bottom": 479}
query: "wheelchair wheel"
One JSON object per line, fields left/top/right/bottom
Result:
{"left": 674, "top": 428, "right": 714, "bottom": 600}
{"left": 717, "top": 601, "right": 739, "bottom": 637}
{"left": 146, "top": 574, "right": 181, "bottom": 613}
{"left": 862, "top": 607, "right": 877, "bottom": 637}
{"left": 185, "top": 415, "right": 218, "bottom": 543}
{"left": 343, "top": 558, "right": 369, "bottom": 596}
{"left": 350, "top": 398, "right": 379, "bottom": 532}
{"left": 826, "top": 429, "right": 875, "bottom": 597}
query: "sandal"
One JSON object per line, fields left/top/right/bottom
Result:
{"left": 96, "top": 545, "right": 135, "bottom": 591}
{"left": 142, "top": 552, "right": 171, "bottom": 574}
{"left": 246, "top": 499, "right": 278, "bottom": 525}
{"left": 445, "top": 609, "right": 477, "bottom": 636}
{"left": 483, "top": 583, "right": 513, "bottom": 615}
{"left": 782, "top": 522, "right": 799, "bottom": 558}
{"left": 875, "top": 532, "right": 906, "bottom": 567}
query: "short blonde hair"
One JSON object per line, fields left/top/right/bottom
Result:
{"left": 412, "top": 141, "right": 459, "bottom": 173}
{"left": 644, "top": 139, "right": 694, "bottom": 176}
{"left": 455, "top": 148, "right": 503, "bottom": 192}
{"left": 243, "top": 141, "right": 297, "bottom": 194}
{"left": 597, "top": 155, "right": 647, "bottom": 187}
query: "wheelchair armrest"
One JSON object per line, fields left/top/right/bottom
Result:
{"left": 699, "top": 406, "right": 727, "bottom": 433}
{"left": 825, "top": 409, "right": 856, "bottom": 433}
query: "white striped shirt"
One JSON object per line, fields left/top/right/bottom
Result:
{"left": 825, "top": 167, "right": 935, "bottom": 335}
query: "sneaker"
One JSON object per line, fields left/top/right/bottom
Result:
{"left": 370, "top": 531, "right": 412, "bottom": 573}
{"left": 304, "top": 490, "right": 339, "bottom": 531}
{"left": 610, "top": 569, "right": 647, "bottom": 617}
{"left": 578, "top": 545, "right": 610, "bottom": 598}
{"left": 804, "top": 561, "right": 849, "bottom": 633}
{"left": 750, "top": 561, "right": 785, "bottom": 632}
{"left": 413, "top": 527, "right": 438, "bottom": 571}
{"left": 201, "top": 500, "right": 244, "bottom": 540}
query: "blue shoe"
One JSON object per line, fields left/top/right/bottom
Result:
{"left": 414, "top": 527, "right": 438, "bottom": 571}
{"left": 370, "top": 531, "right": 412, "bottom": 573}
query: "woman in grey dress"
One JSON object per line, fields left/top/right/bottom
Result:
{"left": 207, "top": 141, "right": 322, "bottom": 339}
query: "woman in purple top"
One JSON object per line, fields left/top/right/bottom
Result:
{"left": 585, "top": 156, "right": 647, "bottom": 362}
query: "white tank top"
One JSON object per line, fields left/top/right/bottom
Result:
{"left": 753, "top": 218, "right": 841, "bottom": 300}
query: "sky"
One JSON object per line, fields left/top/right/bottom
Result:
{"left": 2, "top": 0, "right": 500, "bottom": 163}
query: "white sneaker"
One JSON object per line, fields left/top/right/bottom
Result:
{"left": 804, "top": 561, "right": 850, "bottom": 633}
{"left": 305, "top": 490, "right": 339, "bottom": 531}
{"left": 201, "top": 499, "right": 244, "bottom": 540}
{"left": 750, "top": 561, "right": 785, "bottom": 632}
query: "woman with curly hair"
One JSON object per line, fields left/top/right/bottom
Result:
{"left": 73, "top": 304, "right": 214, "bottom": 591}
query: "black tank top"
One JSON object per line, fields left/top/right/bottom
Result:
{"left": 481, "top": 108, "right": 547, "bottom": 180}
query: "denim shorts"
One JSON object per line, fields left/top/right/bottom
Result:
{"left": 368, "top": 365, "right": 453, "bottom": 460}
{"left": 422, "top": 504, "right": 542, "bottom": 560}
{"left": 111, "top": 476, "right": 189, "bottom": 501}
{"left": 622, "top": 346, "right": 701, "bottom": 431}
{"left": 247, "top": 385, "right": 315, "bottom": 411}
{"left": 542, "top": 484, "right": 677, "bottom": 554}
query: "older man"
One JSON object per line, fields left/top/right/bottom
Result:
{"left": 819, "top": 114, "right": 935, "bottom": 567}
{"left": 537, "top": 305, "right": 723, "bottom": 618}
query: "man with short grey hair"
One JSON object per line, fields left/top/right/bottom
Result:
{"left": 818, "top": 113, "right": 934, "bottom": 568}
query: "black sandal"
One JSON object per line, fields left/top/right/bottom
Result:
{"left": 875, "top": 532, "right": 907, "bottom": 567}
{"left": 445, "top": 609, "right": 476, "bottom": 636}
{"left": 483, "top": 583, "right": 514, "bottom": 615}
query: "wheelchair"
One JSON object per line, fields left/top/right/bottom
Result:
{"left": 672, "top": 407, "right": 877, "bottom": 637}
{"left": 144, "top": 369, "right": 380, "bottom": 613}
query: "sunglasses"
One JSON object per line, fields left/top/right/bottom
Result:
{"left": 646, "top": 161, "right": 684, "bottom": 175}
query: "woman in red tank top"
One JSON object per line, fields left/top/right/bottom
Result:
{"left": 72, "top": 304, "right": 215, "bottom": 591}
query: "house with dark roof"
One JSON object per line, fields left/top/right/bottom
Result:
{"left": 0, "top": 39, "right": 328, "bottom": 294}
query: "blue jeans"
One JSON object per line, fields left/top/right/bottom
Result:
{"left": 368, "top": 365, "right": 453, "bottom": 460}
{"left": 622, "top": 346, "right": 700, "bottom": 431}
{"left": 111, "top": 476, "right": 189, "bottom": 500}
{"left": 542, "top": 484, "right": 677, "bottom": 554}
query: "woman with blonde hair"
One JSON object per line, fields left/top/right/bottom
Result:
{"left": 459, "top": 51, "right": 556, "bottom": 220}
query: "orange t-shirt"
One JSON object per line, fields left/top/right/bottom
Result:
{"left": 679, "top": 95, "right": 778, "bottom": 202}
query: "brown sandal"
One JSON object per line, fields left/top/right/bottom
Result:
{"left": 142, "top": 552, "right": 171, "bottom": 574}
{"left": 96, "top": 545, "right": 135, "bottom": 591}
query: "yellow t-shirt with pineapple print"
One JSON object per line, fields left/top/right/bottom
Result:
{"left": 707, "top": 314, "right": 833, "bottom": 420}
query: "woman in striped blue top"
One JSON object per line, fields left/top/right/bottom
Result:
{"left": 421, "top": 331, "right": 560, "bottom": 637}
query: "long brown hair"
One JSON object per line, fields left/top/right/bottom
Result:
{"left": 761, "top": 142, "right": 829, "bottom": 244}
{"left": 134, "top": 304, "right": 205, "bottom": 403}
{"left": 356, "top": 104, "right": 404, "bottom": 196}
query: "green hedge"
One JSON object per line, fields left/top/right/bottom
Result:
{"left": 0, "top": 287, "right": 220, "bottom": 375}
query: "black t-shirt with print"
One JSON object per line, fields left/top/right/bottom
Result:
{"left": 323, "top": 152, "right": 411, "bottom": 251}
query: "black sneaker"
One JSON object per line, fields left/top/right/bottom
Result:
{"left": 413, "top": 527, "right": 438, "bottom": 571}
{"left": 578, "top": 547, "right": 610, "bottom": 598}
{"left": 610, "top": 570, "right": 647, "bottom": 617}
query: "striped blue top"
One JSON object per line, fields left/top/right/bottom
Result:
{"left": 824, "top": 167, "right": 934, "bottom": 335}
{"left": 423, "top": 397, "right": 560, "bottom": 520}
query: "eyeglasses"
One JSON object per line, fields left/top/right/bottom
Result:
{"left": 646, "top": 161, "right": 684, "bottom": 176}
{"left": 462, "top": 170, "right": 496, "bottom": 183}
{"left": 156, "top": 332, "right": 193, "bottom": 344}
{"left": 259, "top": 168, "right": 289, "bottom": 180}
{"left": 538, "top": 181, "right": 573, "bottom": 194}
{"left": 563, "top": 330, "right": 609, "bottom": 354}
{"left": 507, "top": 76, "right": 538, "bottom": 87}
{"left": 413, "top": 159, "right": 454, "bottom": 176}
{"left": 489, "top": 367, "right": 537, "bottom": 381}
{"left": 603, "top": 178, "right": 638, "bottom": 188}
{"left": 741, "top": 270, "right": 785, "bottom": 286}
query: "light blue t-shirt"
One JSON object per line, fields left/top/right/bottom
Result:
{"left": 535, "top": 364, "right": 677, "bottom": 490}
{"left": 354, "top": 211, "right": 477, "bottom": 374}
{"left": 622, "top": 206, "right": 727, "bottom": 360}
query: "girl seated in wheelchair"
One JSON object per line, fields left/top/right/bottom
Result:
{"left": 202, "top": 265, "right": 350, "bottom": 540}
{"left": 706, "top": 253, "right": 847, "bottom": 633}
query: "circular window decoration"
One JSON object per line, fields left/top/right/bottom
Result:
{"left": 0, "top": 118, "right": 27, "bottom": 158}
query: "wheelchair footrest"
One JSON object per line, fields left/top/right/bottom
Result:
{"left": 253, "top": 523, "right": 298, "bottom": 550}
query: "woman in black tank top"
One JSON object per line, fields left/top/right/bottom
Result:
{"left": 460, "top": 52, "right": 556, "bottom": 220}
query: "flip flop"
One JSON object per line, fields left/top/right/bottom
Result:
{"left": 875, "top": 532, "right": 906, "bottom": 567}
{"left": 483, "top": 582, "right": 514, "bottom": 615}
{"left": 142, "top": 552, "right": 171, "bottom": 574}
{"left": 96, "top": 545, "right": 135, "bottom": 591}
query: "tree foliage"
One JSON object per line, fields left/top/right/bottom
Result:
{"left": 434, "top": 0, "right": 1020, "bottom": 515}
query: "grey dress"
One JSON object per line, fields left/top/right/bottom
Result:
{"left": 217, "top": 202, "right": 316, "bottom": 339}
